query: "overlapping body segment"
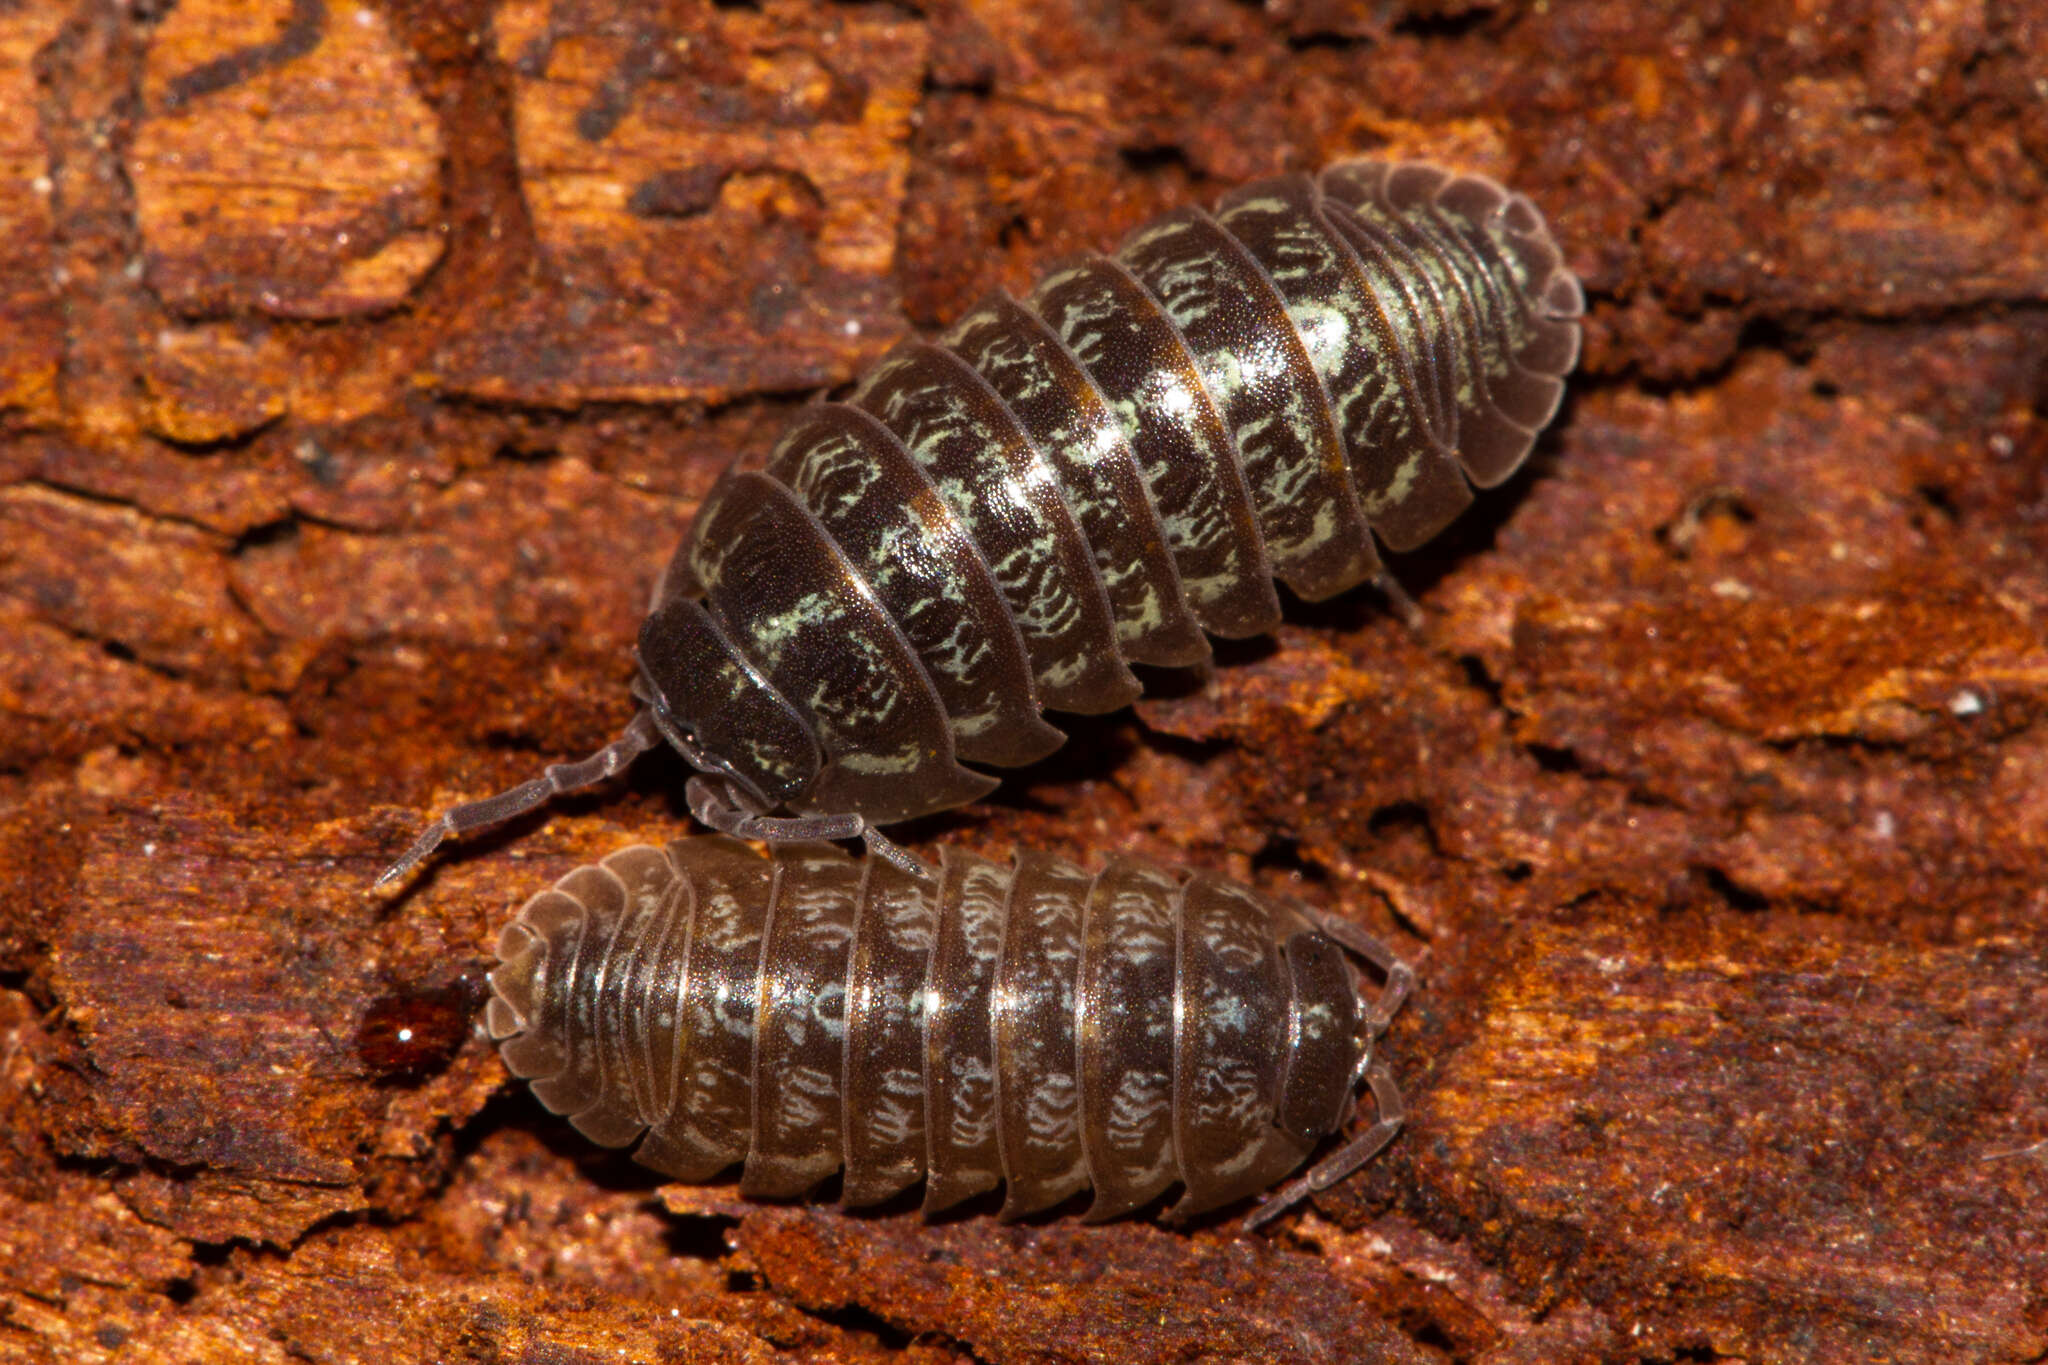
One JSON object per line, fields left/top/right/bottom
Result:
{"left": 486, "top": 838, "right": 1412, "bottom": 1226}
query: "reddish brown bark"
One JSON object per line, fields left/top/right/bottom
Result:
{"left": 3, "top": 1, "right": 2046, "bottom": 1361}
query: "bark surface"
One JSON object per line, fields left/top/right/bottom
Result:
{"left": 3, "top": 1, "right": 2046, "bottom": 1362}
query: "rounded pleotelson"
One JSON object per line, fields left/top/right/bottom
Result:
{"left": 487, "top": 838, "right": 1399, "bottom": 1222}
{"left": 645, "top": 159, "right": 1583, "bottom": 827}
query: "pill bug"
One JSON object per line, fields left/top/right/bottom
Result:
{"left": 382, "top": 158, "right": 1581, "bottom": 884}
{"left": 486, "top": 837, "right": 1412, "bottom": 1229}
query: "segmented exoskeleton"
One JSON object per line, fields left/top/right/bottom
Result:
{"left": 382, "top": 159, "right": 1581, "bottom": 884}
{"left": 486, "top": 837, "right": 1412, "bottom": 1228}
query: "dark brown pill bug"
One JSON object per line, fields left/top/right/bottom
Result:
{"left": 485, "top": 837, "right": 1412, "bottom": 1229}
{"left": 380, "top": 160, "right": 1582, "bottom": 884}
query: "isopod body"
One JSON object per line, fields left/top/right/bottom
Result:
{"left": 486, "top": 838, "right": 1412, "bottom": 1226}
{"left": 384, "top": 158, "right": 1582, "bottom": 881}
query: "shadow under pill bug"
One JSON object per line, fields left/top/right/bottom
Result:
{"left": 380, "top": 159, "right": 1582, "bottom": 884}
{"left": 486, "top": 837, "right": 1412, "bottom": 1229}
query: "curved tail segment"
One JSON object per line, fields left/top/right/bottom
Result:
{"left": 1317, "top": 160, "right": 1584, "bottom": 498}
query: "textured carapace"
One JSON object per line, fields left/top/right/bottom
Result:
{"left": 380, "top": 158, "right": 1582, "bottom": 883}
{"left": 486, "top": 837, "right": 1412, "bottom": 1227}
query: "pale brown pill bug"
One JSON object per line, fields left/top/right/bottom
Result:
{"left": 379, "top": 158, "right": 1582, "bottom": 886}
{"left": 486, "top": 837, "right": 1413, "bottom": 1230}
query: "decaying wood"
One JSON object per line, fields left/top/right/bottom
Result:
{"left": 2, "top": 0, "right": 2046, "bottom": 1362}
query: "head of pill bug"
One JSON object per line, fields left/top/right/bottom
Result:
{"left": 1274, "top": 931, "right": 1367, "bottom": 1146}
{"left": 635, "top": 596, "right": 823, "bottom": 815}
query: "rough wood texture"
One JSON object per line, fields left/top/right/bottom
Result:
{"left": 2, "top": 1, "right": 2045, "bottom": 1362}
